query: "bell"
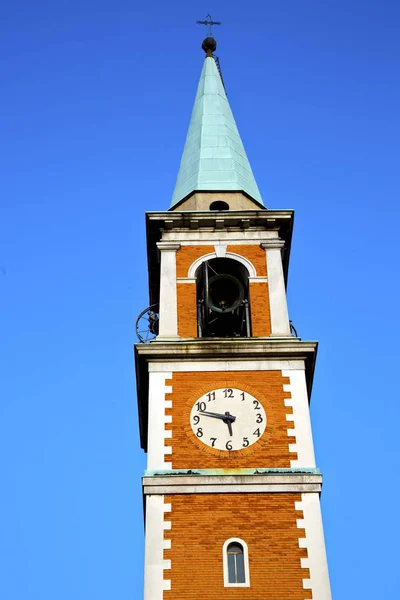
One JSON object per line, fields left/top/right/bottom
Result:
{"left": 208, "top": 274, "right": 244, "bottom": 313}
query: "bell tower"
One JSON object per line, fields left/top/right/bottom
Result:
{"left": 135, "top": 31, "right": 332, "bottom": 600}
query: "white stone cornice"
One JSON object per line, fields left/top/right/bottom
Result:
{"left": 156, "top": 242, "right": 181, "bottom": 251}
{"left": 136, "top": 338, "right": 317, "bottom": 360}
{"left": 260, "top": 240, "right": 285, "bottom": 250}
{"left": 148, "top": 360, "right": 305, "bottom": 372}
{"left": 143, "top": 473, "right": 322, "bottom": 495}
{"left": 163, "top": 232, "right": 278, "bottom": 243}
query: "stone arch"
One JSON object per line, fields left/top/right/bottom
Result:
{"left": 188, "top": 251, "right": 257, "bottom": 279}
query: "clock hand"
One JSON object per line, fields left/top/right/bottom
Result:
{"left": 200, "top": 410, "right": 236, "bottom": 437}
{"left": 223, "top": 411, "right": 234, "bottom": 436}
{"left": 200, "top": 410, "right": 236, "bottom": 422}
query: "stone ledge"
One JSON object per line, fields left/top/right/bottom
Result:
{"left": 142, "top": 473, "right": 322, "bottom": 495}
{"left": 143, "top": 483, "right": 322, "bottom": 494}
{"left": 145, "top": 467, "right": 321, "bottom": 476}
{"left": 136, "top": 337, "right": 318, "bottom": 360}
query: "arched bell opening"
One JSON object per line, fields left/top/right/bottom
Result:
{"left": 196, "top": 258, "right": 251, "bottom": 338}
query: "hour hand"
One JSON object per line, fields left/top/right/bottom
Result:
{"left": 223, "top": 412, "right": 235, "bottom": 436}
{"left": 200, "top": 410, "right": 236, "bottom": 437}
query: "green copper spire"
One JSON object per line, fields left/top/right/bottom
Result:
{"left": 170, "top": 51, "right": 264, "bottom": 209}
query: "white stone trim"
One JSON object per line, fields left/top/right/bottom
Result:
{"left": 176, "top": 277, "right": 196, "bottom": 283}
{"left": 249, "top": 276, "right": 268, "bottom": 283}
{"left": 295, "top": 494, "right": 332, "bottom": 600}
{"left": 264, "top": 247, "right": 291, "bottom": 336}
{"left": 148, "top": 360, "right": 305, "bottom": 373}
{"left": 187, "top": 252, "right": 257, "bottom": 278}
{"left": 157, "top": 242, "right": 181, "bottom": 251}
{"left": 162, "top": 231, "right": 279, "bottom": 243}
{"left": 143, "top": 472, "right": 322, "bottom": 494}
{"left": 178, "top": 275, "right": 267, "bottom": 284}
{"left": 143, "top": 474, "right": 321, "bottom": 491}
{"left": 222, "top": 538, "right": 250, "bottom": 587}
{"left": 144, "top": 495, "right": 172, "bottom": 600}
{"left": 144, "top": 483, "right": 321, "bottom": 494}
{"left": 157, "top": 242, "right": 180, "bottom": 339}
{"left": 147, "top": 372, "right": 173, "bottom": 470}
{"left": 260, "top": 240, "right": 285, "bottom": 249}
{"left": 214, "top": 243, "right": 227, "bottom": 257}
{"left": 282, "top": 370, "right": 316, "bottom": 468}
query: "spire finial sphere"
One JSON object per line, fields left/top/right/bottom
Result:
{"left": 201, "top": 36, "right": 217, "bottom": 56}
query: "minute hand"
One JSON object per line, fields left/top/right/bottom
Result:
{"left": 200, "top": 410, "right": 236, "bottom": 422}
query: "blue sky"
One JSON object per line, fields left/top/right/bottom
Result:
{"left": 1, "top": 1, "right": 399, "bottom": 598}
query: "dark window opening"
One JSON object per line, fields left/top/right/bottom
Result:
{"left": 196, "top": 258, "right": 251, "bottom": 338}
{"left": 209, "top": 200, "right": 230, "bottom": 211}
{"left": 227, "top": 543, "right": 245, "bottom": 584}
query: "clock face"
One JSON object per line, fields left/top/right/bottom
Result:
{"left": 189, "top": 387, "right": 267, "bottom": 452}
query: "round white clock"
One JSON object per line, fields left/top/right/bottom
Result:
{"left": 189, "top": 387, "right": 267, "bottom": 451}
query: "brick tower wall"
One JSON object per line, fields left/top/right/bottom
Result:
{"left": 163, "top": 493, "right": 311, "bottom": 599}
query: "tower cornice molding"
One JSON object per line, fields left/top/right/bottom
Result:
{"left": 260, "top": 240, "right": 285, "bottom": 250}
{"left": 142, "top": 472, "right": 322, "bottom": 495}
{"left": 148, "top": 209, "right": 294, "bottom": 227}
{"left": 136, "top": 338, "right": 317, "bottom": 359}
{"left": 156, "top": 242, "right": 181, "bottom": 251}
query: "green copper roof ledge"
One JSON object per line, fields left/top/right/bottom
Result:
{"left": 145, "top": 468, "right": 321, "bottom": 477}
{"left": 170, "top": 55, "right": 264, "bottom": 209}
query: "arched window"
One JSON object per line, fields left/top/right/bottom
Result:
{"left": 209, "top": 200, "right": 230, "bottom": 211}
{"left": 222, "top": 538, "right": 250, "bottom": 587}
{"left": 228, "top": 543, "right": 245, "bottom": 582}
{"left": 196, "top": 258, "right": 251, "bottom": 338}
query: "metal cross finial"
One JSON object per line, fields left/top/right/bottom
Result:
{"left": 196, "top": 13, "right": 221, "bottom": 37}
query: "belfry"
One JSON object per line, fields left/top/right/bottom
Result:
{"left": 135, "top": 28, "right": 332, "bottom": 600}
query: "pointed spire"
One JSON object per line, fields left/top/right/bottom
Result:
{"left": 170, "top": 39, "right": 264, "bottom": 209}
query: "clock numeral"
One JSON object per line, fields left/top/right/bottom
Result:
{"left": 207, "top": 391, "right": 216, "bottom": 402}
{"left": 256, "top": 413, "right": 263, "bottom": 423}
{"left": 226, "top": 440, "right": 233, "bottom": 450}
{"left": 223, "top": 388, "right": 234, "bottom": 398}
{"left": 196, "top": 401, "right": 206, "bottom": 412}
{"left": 196, "top": 427, "right": 203, "bottom": 438}
{"left": 253, "top": 428, "right": 261, "bottom": 438}
{"left": 253, "top": 400, "right": 260, "bottom": 410}
{"left": 193, "top": 415, "right": 200, "bottom": 425}
{"left": 210, "top": 437, "right": 217, "bottom": 447}
{"left": 242, "top": 437, "right": 249, "bottom": 447}
{"left": 240, "top": 392, "right": 245, "bottom": 401}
